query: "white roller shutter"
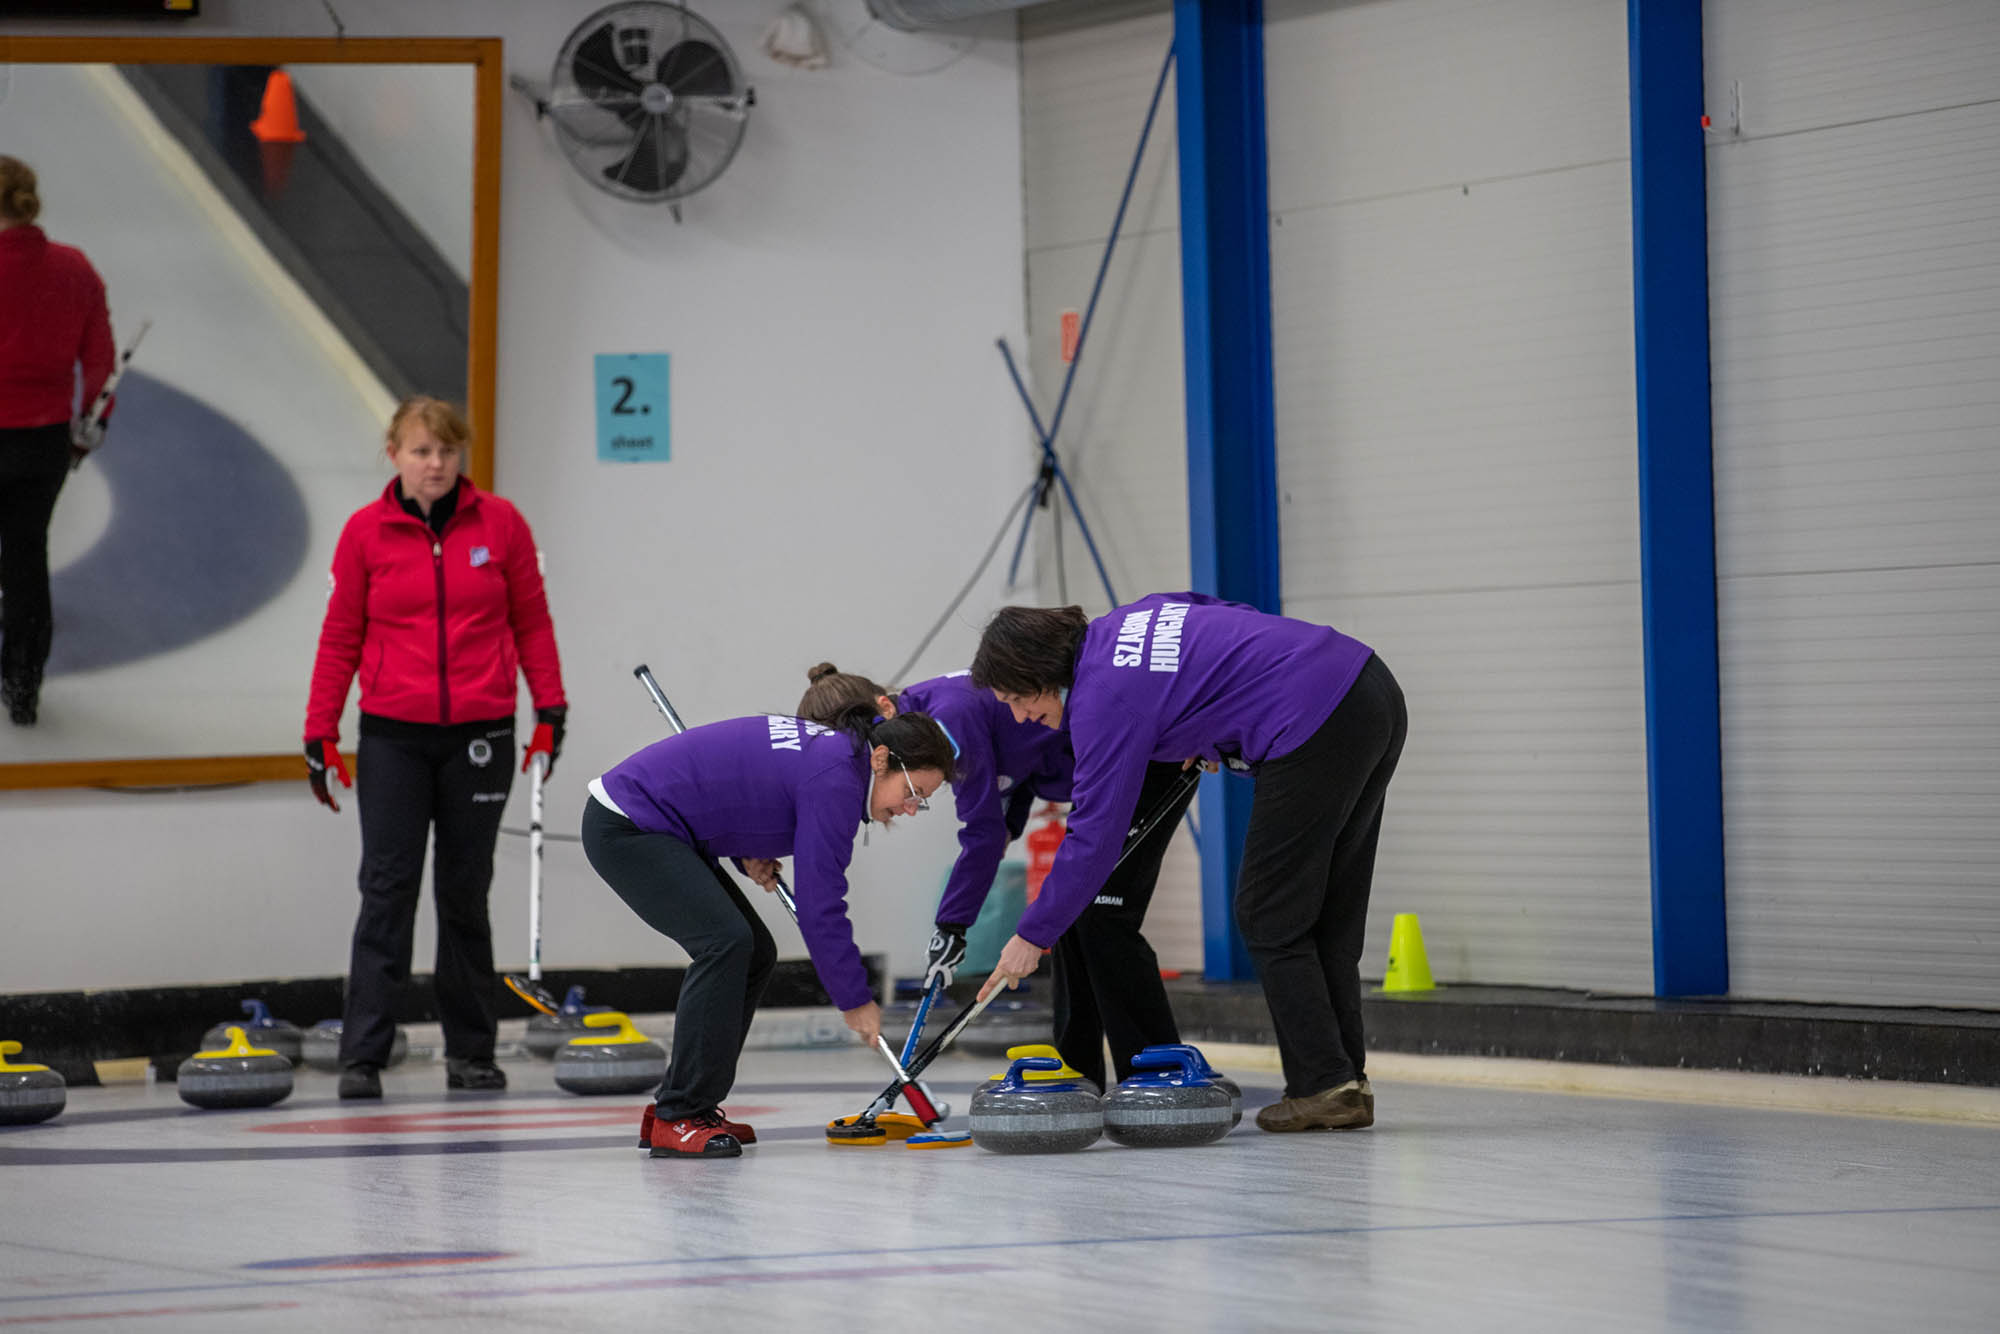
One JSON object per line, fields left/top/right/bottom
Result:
{"left": 1706, "top": 0, "right": 2000, "bottom": 1005}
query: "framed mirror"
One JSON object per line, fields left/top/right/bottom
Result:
{"left": 0, "top": 36, "right": 501, "bottom": 789}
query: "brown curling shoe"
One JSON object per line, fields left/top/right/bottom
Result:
{"left": 1254, "top": 1080, "right": 1372, "bottom": 1132}
{"left": 1358, "top": 1076, "right": 1375, "bottom": 1120}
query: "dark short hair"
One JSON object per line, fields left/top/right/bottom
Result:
{"left": 823, "top": 701, "right": 956, "bottom": 783}
{"left": 970, "top": 605, "right": 1089, "bottom": 696}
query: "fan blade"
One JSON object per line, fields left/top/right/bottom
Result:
{"left": 606, "top": 113, "right": 690, "bottom": 196}
{"left": 572, "top": 21, "right": 644, "bottom": 111}
{"left": 656, "top": 40, "right": 734, "bottom": 98}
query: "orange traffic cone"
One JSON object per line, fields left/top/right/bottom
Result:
{"left": 250, "top": 70, "right": 307, "bottom": 144}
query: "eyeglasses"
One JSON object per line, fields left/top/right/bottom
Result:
{"left": 896, "top": 759, "right": 931, "bottom": 813}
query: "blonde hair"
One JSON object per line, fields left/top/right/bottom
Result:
{"left": 0, "top": 156, "right": 41, "bottom": 225}
{"left": 386, "top": 395, "right": 472, "bottom": 457}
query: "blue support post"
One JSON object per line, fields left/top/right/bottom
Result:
{"left": 1629, "top": 0, "right": 1729, "bottom": 995}
{"left": 1174, "top": 0, "right": 1278, "bottom": 982}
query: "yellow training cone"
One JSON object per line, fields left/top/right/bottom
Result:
{"left": 1381, "top": 912, "right": 1436, "bottom": 992}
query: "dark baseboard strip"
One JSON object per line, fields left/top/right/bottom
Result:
{"left": 1164, "top": 979, "right": 2000, "bottom": 1088}
{"left": 0, "top": 957, "right": 877, "bottom": 1086}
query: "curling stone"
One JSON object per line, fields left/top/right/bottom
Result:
{"left": 968, "top": 1056, "right": 1103, "bottom": 1155}
{"left": 201, "top": 999, "right": 302, "bottom": 1066}
{"left": 956, "top": 991, "right": 1056, "bottom": 1058}
{"left": 0, "top": 1040, "right": 66, "bottom": 1126}
{"left": 1103, "top": 1047, "right": 1233, "bottom": 1148}
{"left": 177, "top": 1027, "right": 295, "bottom": 1109}
{"left": 525, "top": 985, "right": 610, "bottom": 1060}
{"left": 978, "top": 1044, "right": 1101, "bottom": 1096}
{"left": 552, "top": 1012, "right": 667, "bottom": 1096}
{"left": 299, "top": 1020, "right": 408, "bottom": 1073}
{"left": 1140, "top": 1043, "right": 1241, "bottom": 1128}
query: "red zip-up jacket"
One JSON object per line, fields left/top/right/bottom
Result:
{"left": 304, "top": 478, "right": 566, "bottom": 744}
{"left": 0, "top": 224, "right": 115, "bottom": 429}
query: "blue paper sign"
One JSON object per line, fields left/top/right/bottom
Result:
{"left": 595, "top": 353, "right": 670, "bottom": 463}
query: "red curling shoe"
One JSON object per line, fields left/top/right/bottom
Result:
{"left": 640, "top": 1102, "right": 756, "bottom": 1147}
{"left": 648, "top": 1110, "right": 741, "bottom": 1159}
{"left": 714, "top": 1107, "right": 757, "bottom": 1145}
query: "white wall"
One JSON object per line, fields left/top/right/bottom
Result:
{"left": 0, "top": 0, "right": 1028, "bottom": 996}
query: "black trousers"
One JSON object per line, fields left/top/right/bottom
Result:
{"left": 1235, "top": 654, "right": 1407, "bottom": 1098}
{"left": 340, "top": 718, "right": 515, "bottom": 1067}
{"left": 580, "top": 797, "right": 778, "bottom": 1118}
{"left": 0, "top": 424, "right": 72, "bottom": 700}
{"left": 1050, "top": 760, "right": 1202, "bottom": 1088}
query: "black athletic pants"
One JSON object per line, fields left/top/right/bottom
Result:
{"left": 1235, "top": 654, "right": 1407, "bottom": 1099}
{"left": 580, "top": 796, "right": 778, "bottom": 1118}
{"left": 0, "top": 424, "right": 71, "bottom": 703}
{"left": 1050, "top": 759, "right": 1202, "bottom": 1088}
{"left": 340, "top": 717, "right": 515, "bottom": 1068}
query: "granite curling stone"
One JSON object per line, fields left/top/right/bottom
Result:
{"left": 1103, "top": 1047, "right": 1233, "bottom": 1148}
{"left": 526, "top": 984, "right": 609, "bottom": 1060}
{"left": 0, "top": 1040, "right": 66, "bottom": 1126}
{"left": 553, "top": 1012, "right": 668, "bottom": 1096}
{"left": 968, "top": 1056, "right": 1103, "bottom": 1155}
{"left": 300, "top": 1019, "right": 408, "bottom": 1073}
{"left": 201, "top": 999, "right": 302, "bottom": 1066}
{"left": 177, "top": 1027, "right": 295, "bottom": 1109}
{"left": 978, "top": 1044, "right": 1101, "bottom": 1096}
{"left": 1140, "top": 1042, "right": 1241, "bottom": 1128}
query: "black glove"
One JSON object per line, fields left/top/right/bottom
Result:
{"left": 304, "top": 739, "right": 351, "bottom": 812}
{"left": 924, "top": 923, "right": 968, "bottom": 990}
{"left": 523, "top": 705, "right": 567, "bottom": 777}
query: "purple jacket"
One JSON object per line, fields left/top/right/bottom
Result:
{"left": 899, "top": 672, "right": 1074, "bottom": 928}
{"left": 599, "top": 715, "right": 876, "bottom": 1011}
{"left": 1017, "top": 592, "right": 1374, "bottom": 947}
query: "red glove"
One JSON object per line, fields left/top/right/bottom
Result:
{"left": 305, "top": 739, "right": 351, "bottom": 811}
{"left": 522, "top": 705, "right": 565, "bottom": 777}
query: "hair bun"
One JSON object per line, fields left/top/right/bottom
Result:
{"left": 807, "top": 662, "right": 839, "bottom": 682}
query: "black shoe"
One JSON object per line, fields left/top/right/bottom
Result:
{"left": 338, "top": 1064, "right": 382, "bottom": 1100}
{"left": 3, "top": 681, "right": 34, "bottom": 726}
{"left": 446, "top": 1058, "right": 507, "bottom": 1091}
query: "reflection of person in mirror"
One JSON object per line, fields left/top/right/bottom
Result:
{"left": 0, "top": 156, "right": 115, "bottom": 727}
{"left": 304, "top": 396, "right": 568, "bottom": 1102}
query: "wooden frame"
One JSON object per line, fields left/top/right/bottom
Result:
{"left": 0, "top": 35, "right": 503, "bottom": 790}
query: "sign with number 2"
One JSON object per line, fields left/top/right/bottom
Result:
{"left": 595, "top": 353, "right": 670, "bottom": 463}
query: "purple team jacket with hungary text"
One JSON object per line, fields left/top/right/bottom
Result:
{"left": 899, "top": 672, "right": 1075, "bottom": 930}
{"left": 1016, "top": 592, "right": 1375, "bottom": 949}
{"left": 597, "top": 715, "right": 877, "bottom": 1012}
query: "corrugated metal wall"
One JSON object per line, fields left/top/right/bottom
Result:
{"left": 1021, "top": 0, "right": 1205, "bottom": 967}
{"left": 1018, "top": 0, "right": 2000, "bottom": 1003}
{"left": 1261, "top": 0, "right": 1654, "bottom": 990}
{"left": 1705, "top": 0, "right": 2000, "bottom": 1005}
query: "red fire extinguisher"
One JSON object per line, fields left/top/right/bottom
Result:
{"left": 1024, "top": 803, "right": 1067, "bottom": 904}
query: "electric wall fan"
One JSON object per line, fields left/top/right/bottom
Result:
{"left": 524, "top": 2, "right": 753, "bottom": 210}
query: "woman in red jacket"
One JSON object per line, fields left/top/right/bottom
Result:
{"left": 304, "top": 396, "right": 568, "bottom": 1100}
{"left": 0, "top": 157, "right": 114, "bottom": 726}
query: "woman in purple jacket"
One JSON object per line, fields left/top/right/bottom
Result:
{"left": 582, "top": 704, "right": 955, "bottom": 1158}
{"left": 797, "top": 664, "right": 1199, "bottom": 1088}
{"left": 970, "top": 593, "right": 1406, "bottom": 1133}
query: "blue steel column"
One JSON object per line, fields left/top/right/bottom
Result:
{"left": 1629, "top": 0, "right": 1729, "bottom": 995}
{"left": 1174, "top": 0, "right": 1277, "bottom": 982}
